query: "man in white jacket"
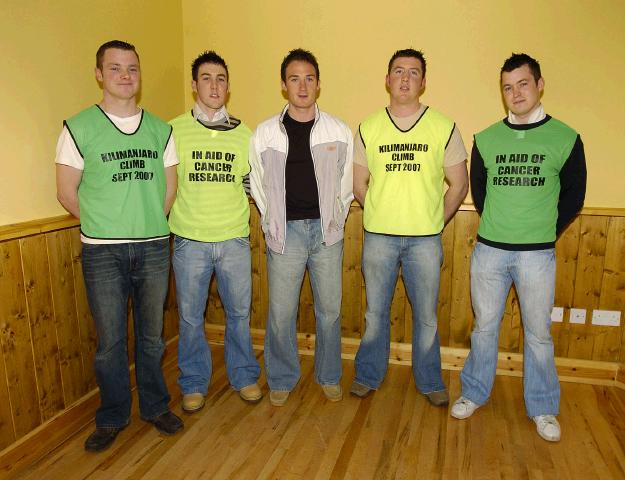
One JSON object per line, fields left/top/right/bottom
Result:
{"left": 249, "top": 48, "right": 353, "bottom": 406}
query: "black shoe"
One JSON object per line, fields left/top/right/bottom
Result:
{"left": 146, "top": 411, "right": 184, "bottom": 435}
{"left": 84, "top": 425, "right": 127, "bottom": 452}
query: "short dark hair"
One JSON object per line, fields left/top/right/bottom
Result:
{"left": 96, "top": 40, "right": 138, "bottom": 70}
{"left": 387, "top": 49, "right": 426, "bottom": 76}
{"left": 191, "top": 51, "right": 229, "bottom": 81}
{"left": 280, "top": 48, "right": 319, "bottom": 82}
{"left": 501, "top": 53, "right": 542, "bottom": 82}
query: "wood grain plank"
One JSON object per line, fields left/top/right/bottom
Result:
{"left": 68, "top": 229, "right": 97, "bottom": 392}
{"left": 0, "top": 240, "right": 41, "bottom": 440}
{"left": 341, "top": 205, "right": 363, "bottom": 339}
{"left": 569, "top": 216, "right": 608, "bottom": 359}
{"left": 20, "top": 236, "right": 64, "bottom": 421}
{"left": 449, "top": 211, "right": 479, "bottom": 347}
{"left": 45, "top": 230, "right": 86, "bottom": 406}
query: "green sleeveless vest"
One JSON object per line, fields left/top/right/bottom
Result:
{"left": 64, "top": 105, "right": 171, "bottom": 240}
{"left": 168, "top": 112, "right": 252, "bottom": 242}
{"left": 360, "top": 107, "right": 454, "bottom": 235}
{"left": 475, "top": 117, "right": 577, "bottom": 244}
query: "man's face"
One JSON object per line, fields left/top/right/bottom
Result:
{"left": 501, "top": 64, "right": 544, "bottom": 119}
{"left": 281, "top": 60, "right": 319, "bottom": 111}
{"left": 95, "top": 48, "right": 140, "bottom": 101}
{"left": 386, "top": 56, "right": 425, "bottom": 105}
{"left": 192, "top": 62, "right": 229, "bottom": 112}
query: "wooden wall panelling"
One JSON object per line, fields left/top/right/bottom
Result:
{"left": 596, "top": 217, "right": 625, "bottom": 362}
{"left": 19, "top": 236, "right": 65, "bottom": 421}
{"left": 69, "top": 229, "right": 97, "bottom": 391}
{"left": 553, "top": 216, "right": 581, "bottom": 357}
{"left": 390, "top": 274, "right": 407, "bottom": 344}
{"left": 203, "top": 265, "right": 225, "bottom": 328}
{"left": 45, "top": 229, "right": 86, "bottom": 406}
{"left": 297, "top": 272, "right": 315, "bottom": 335}
{"left": 0, "top": 240, "right": 41, "bottom": 442}
{"left": 437, "top": 217, "right": 455, "bottom": 346}
{"left": 568, "top": 216, "right": 609, "bottom": 360}
{"left": 250, "top": 205, "right": 264, "bottom": 330}
{"left": 341, "top": 205, "right": 363, "bottom": 339}
{"left": 448, "top": 211, "right": 479, "bottom": 347}
{"left": 163, "top": 262, "right": 179, "bottom": 342}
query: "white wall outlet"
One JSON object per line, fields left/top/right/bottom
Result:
{"left": 591, "top": 310, "right": 621, "bottom": 327}
{"left": 551, "top": 307, "right": 564, "bottom": 323}
{"left": 569, "top": 308, "right": 587, "bottom": 324}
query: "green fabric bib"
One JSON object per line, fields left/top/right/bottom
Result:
{"left": 65, "top": 106, "right": 171, "bottom": 240}
{"left": 475, "top": 118, "right": 577, "bottom": 244}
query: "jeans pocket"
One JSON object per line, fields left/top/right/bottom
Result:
{"left": 174, "top": 235, "right": 190, "bottom": 252}
{"left": 234, "top": 236, "right": 250, "bottom": 247}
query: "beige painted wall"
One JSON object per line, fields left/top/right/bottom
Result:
{"left": 181, "top": 0, "right": 625, "bottom": 208}
{"left": 0, "top": 0, "right": 185, "bottom": 226}
{"left": 1, "top": 0, "right": 622, "bottom": 226}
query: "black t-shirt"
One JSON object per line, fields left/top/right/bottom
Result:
{"left": 283, "top": 112, "right": 320, "bottom": 220}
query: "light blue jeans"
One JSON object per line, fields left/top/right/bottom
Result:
{"left": 265, "top": 219, "right": 343, "bottom": 391}
{"left": 354, "top": 231, "right": 446, "bottom": 393}
{"left": 461, "top": 242, "right": 560, "bottom": 417}
{"left": 173, "top": 235, "right": 260, "bottom": 394}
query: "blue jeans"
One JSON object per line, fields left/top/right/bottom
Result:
{"left": 265, "top": 219, "right": 343, "bottom": 391}
{"left": 461, "top": 242, "right": 560, "bottom": 417}
{"left": 354, "top": 231, "right": 445, "bottom": 393}
{"left": 81, "top": 239, "right": 171, "bottom": 428}
{"left": 173, "top": 236, "right": 260, "bottom": 393}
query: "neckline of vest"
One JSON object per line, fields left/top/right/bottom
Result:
{"left": 95, "top": 104, "right": 144, "bottom": 136}
{"left": 385, "top": 106, "right": 428, "bottom": 133}
{"left": 502, "top": 115, "right": 552, "bottom": 131}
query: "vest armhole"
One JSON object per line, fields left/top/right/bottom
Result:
{"left": 358, "top": 124, "right": 366, "bottom": 149}
{"left": 63, "top": 120, "right": 84, "bottom": 159}
{"left": 444, "top": 123, "right": 455, "bottom": 150}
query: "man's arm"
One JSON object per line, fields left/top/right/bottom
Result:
{"left": 353, "top": 164, "right": 370, "bottom": 208}
{"left": 443, "top": 161, "right": 469, "bottom": 224}
{"left": 556, "top": 135, "right": 587, "bottom": 234}
{"left": 469, "top": 142, "right": 487, "bottom": 215}
{"left": 352, "top": 129, "right": 369, "bottom": 207}
{"left": 56, "top": 164, "right": 82, "bottom": 218}
{"left": 340, "top": 126, "right": 355, "bottom": 216}
{"left": 248, "top": 136, "right": 267, "bottom": 215}
{"left": 164, "top": 165, "right": 177, "bottom": 214}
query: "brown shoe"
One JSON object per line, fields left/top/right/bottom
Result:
{"left": 424, "top": 389, "right": 449, "bottom": 407}
{"left": 349, "top": 382, "right": 373, "bottom": 398}
{"left": 182, "top": 393, "right": 206, "bottom": 413}
{"left": 239, "top": 383, "right": 263, "bottom": 403}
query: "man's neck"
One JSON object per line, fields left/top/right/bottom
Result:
{"left": 388, "top": 100, "right": 421, "bottom": 118}
{"left": 100, "top": 95, "right": 139, "bottom": 117}
{"left": 508, "top": 103, "right": 545, "bottom": 125}
{"left": 287, "top": 104, "right": 316, "bottom": 122}
{"left": 198, "top": 103, "right": 222, "bottom": 121}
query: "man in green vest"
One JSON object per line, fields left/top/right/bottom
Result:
{"left": 55, "top": 40, "right": 183, "bottom": 452}
{"left": 351, "top": 49, "right": 469, "bottom": 405}
{"left": 168, "top": 51, "right": 261, "bottom": 413}
{"left": 451, "top": 53, "right": 586, "bottom": 442}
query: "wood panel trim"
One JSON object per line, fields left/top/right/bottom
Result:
{"left": 4, "top": 204, "right": 625, "bottom": 242}
{"left": 204, "top": 324, "right": 621, "bottom": 387}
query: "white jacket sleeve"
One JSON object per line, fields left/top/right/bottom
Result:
{"left": 249, "top": 134, "right": 266, "bottom": 216}
{"left": 340, "top": 124, "right": 354, "bottom": 220}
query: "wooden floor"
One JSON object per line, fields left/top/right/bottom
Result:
{"left": 15, "top": 347, "right": 625, "bottom": 480}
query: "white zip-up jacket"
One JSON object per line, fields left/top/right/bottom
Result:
{"left": 250, "top": 104, "right": 354, "bottom": 254}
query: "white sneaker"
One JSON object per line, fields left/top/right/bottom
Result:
{"left": 533, "top": 415, "right": 561, "bottom": 442}
{"left": 450, "top": 396, "right": 480, "bottom": 419}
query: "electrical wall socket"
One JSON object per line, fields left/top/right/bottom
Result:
{"left": 591, "top": 310, "right": 621, "bottom": 327}
{"left": 569, "top": 308, "right": 587, "bottom": 324}
{"left": 551, "top": 307, "right": 564, "bottom": 323}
